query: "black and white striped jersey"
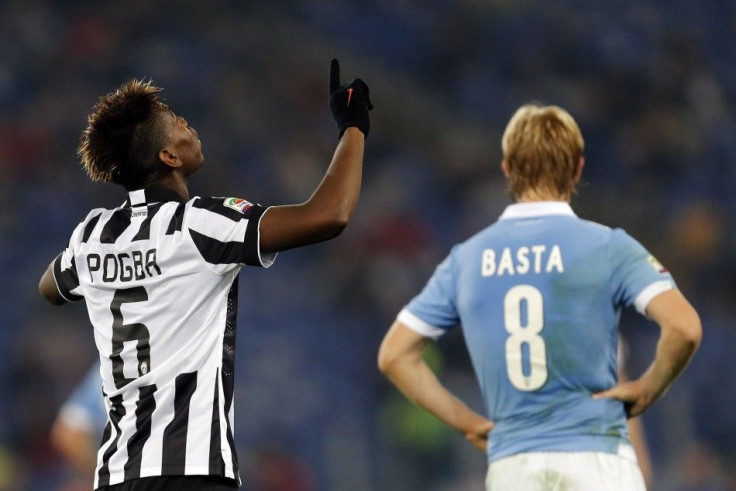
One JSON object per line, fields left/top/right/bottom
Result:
{"left": 51, "top": 187, "right": 276, "bottom": 489}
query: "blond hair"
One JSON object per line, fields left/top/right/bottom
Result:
{"left": 501, "top": 104, "right": 584, "bottom": 200}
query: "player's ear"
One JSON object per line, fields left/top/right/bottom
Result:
{"left": 501, "top": 160, "right": 511, "bottom": 178}
{"left": 159, "top": 148, "right": 183, "bottom": 169}
{"left": 573, "top": 157, "right": 585, "bottom": 183}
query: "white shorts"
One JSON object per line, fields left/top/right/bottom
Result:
{"left": 485, "top": 448, "right": 646, "bottom": 491}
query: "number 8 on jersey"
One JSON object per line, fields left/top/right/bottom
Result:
{"left": 504, "top": 285, "right": 548, "bottom": 391}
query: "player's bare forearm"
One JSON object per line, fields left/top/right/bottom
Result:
{"left": 626, "top": 317, "right": 699, "bottom": 411}
{"left": 39, "top": 260, "right": 66, "bottom": 305}
{"left": 595, "top": 289, "right": 701, "bottom": 416}
{"left": 304, "top": 127, "right": 364, "bottom": 230}
{"left": 381, "top": 351, "right": 493, "bottom": 452}
{"left": 633, "top": 290, "right": 700, "bottom": 410}
{"left": 259, "top": 128, "right": 364, "bottom": 252}
{"left": 378, "top": 321, "right": 494, "bottom": 452}
{"left": 259, "top": 60, "right": 371, "bottom": 253}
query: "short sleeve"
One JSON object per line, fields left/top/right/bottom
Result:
{"left": 52, "top": 215, "right": 91, "bottom": 302}
{"left": 187, "top": 197, "right": 277, "bottom": 274}
{"left": 398, "top": 251, "right": 460, "bottom": 339}
{"left": 52, "top": 249, "right": 84, "bottom": 302}
{"left": 609, "top": 229, "right": 675, "bottom": 314}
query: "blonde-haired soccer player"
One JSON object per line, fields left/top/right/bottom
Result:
{"left": 379, "top": 104, "right": 700, "bottom": 490}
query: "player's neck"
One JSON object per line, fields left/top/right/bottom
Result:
{"left": 515, "top": 188, "right": 571, "bottom": 203}
{"left": 152, "top": 173, "right": 190, "bottom": 201}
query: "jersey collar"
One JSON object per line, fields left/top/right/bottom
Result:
{"left": 124, "top": 187, "right": 187, "bottom": 207}
{"left": 499, "top": 201, "right": 576, "bottom": 220}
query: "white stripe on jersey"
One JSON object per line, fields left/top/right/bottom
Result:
{"left": 188, "top": 205, "right": 251, "bottom": 244}
{"left": 54, "top": 187, "right": 274, "bottom": 489}
{"left": 139, "top": 388, "right": 166, "bottom": 479}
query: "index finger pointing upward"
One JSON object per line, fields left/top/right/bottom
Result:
{"left": 330, "top": 58, "right": 340, "bottom": 94}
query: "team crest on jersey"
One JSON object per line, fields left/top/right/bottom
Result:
{"left": 223, "top": 197, "right": 253, "bottom": 214}
{"left": 646, "top": 255, "right": 668, "bottom": 274}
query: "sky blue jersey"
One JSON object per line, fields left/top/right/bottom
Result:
{"left": 398, "top": 202, "right": 674, "bottom": 462}
{"left": 57, "top": 362, "right": 108, "bottom": 435}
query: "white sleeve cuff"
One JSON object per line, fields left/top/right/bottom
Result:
{"left": 256, "top": 207, "right": 277, "bottom": 268}
{"left": 397, "top": 308, "right": 446, "bottom": 339}
{"left": 634, "top": 280, "right": 675, "bottom": 315}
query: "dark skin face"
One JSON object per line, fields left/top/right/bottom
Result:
{"left": 156, "top": 110, "right": 204, "bottom": 199}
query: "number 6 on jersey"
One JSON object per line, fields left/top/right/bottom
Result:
{"left": 504, "top": 285, "right": 548, "bottom": 391}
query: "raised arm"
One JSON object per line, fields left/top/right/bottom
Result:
{"left": 595, "top": 288, "right": 702, "bottom": 417}
{"left": 378, "top": 320, "right": 494, "bottom": 452}
{"left": 259, "top": 59, "right": 372, "bottom": 253}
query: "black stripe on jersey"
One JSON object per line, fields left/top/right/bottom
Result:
{"left": 190, "top": 230, "right": 245, "bottom": 265}
{"left": 81, "top": 212, "right": 103, "bottom": 243}
{"left": 165, "top": 203, "right": 186, "bottom": 235}
{"left": 209, "top": 370, "right": 226, "bottom": 475}
{"left": 53, "top": 253, "right": 83, "bottom": 301}
{"left": 189, "top": 203, "right": 265, "bottom": 267}
{"left": 98, "top": 419, "right": 112, "bottom": 465}
{"left": 100, "top": 209, "right": 132, "bottom": 244}
{"left": 243, "top": 205, "right": 266, "bottom": 266}
{"left": 110, "top": 287, "right": 151, "bottom": 389}
{"left": 123, "top": 384, "right": 158, "bottom": 480}
{"left": 97, "top": 395, "right": 126, "bottom": 487}
{"left": 222, "top": 278, "right": 239, "bottom": 476}
{"left": 131, "top": 204, "right": 161, "bottom": 242}
{"left": 161, "top": 371, "right": 198, "bottom": 473}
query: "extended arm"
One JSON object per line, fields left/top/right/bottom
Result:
{"left": 378, "top": 320, "right": 494, "bottom": 452}
{"left": 595, "top": 289, "right": 702, "bottom": 417}
{"left": 259, "top": 59, "right": 372, "bottom": 253}
{"left": 259, "top": 127, "right": 364, "bottom": 252}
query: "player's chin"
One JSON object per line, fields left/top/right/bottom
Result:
{"left": 187, "top": 157, "right": 204, "bottom": 177}
{"left": 195, "top": 153, "right": 205, "bottom": 170}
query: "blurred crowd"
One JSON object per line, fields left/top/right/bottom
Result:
{"left": 1, "top": 1, "right": 735, "bottom": 490}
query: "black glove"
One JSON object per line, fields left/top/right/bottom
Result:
{"left": 329, "top": 58, "right": 373, "bottom": 138}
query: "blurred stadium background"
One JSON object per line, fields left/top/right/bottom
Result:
{"left": 1, "top": 1, "right": 735, "bottom": 489}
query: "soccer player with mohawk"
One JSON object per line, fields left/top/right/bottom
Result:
{"left": 39, "top": 59, "right": 372, "bottom": 490}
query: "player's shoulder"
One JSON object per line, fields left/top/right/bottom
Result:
{"left": 82, "top": 205, "right": 115, "bottom": 221}
{"left": 576, "top": 217, "right": 613, "bottom": 233}
{"left": 68, "top": 206, "right": 116, "bottom": 243}
{"left": 572, "top": 219, "right": 647, "bottom": 256}
{"left": 562, "top": 213, "right": 639, "bottom": 240}
{"left": 566, "top": 218, "right": 649, "bottom": 265}
{"left": 452, "top": 218, "right": 512, "bottom": 252}
{"left": 188, "top": 195, "right": 258, "bottom": 220}
{"left": 454, "top": 222, "right": 494, "bottom": 249}
{"left": 572, "top": 217, "right": 622, "bottom": 241}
